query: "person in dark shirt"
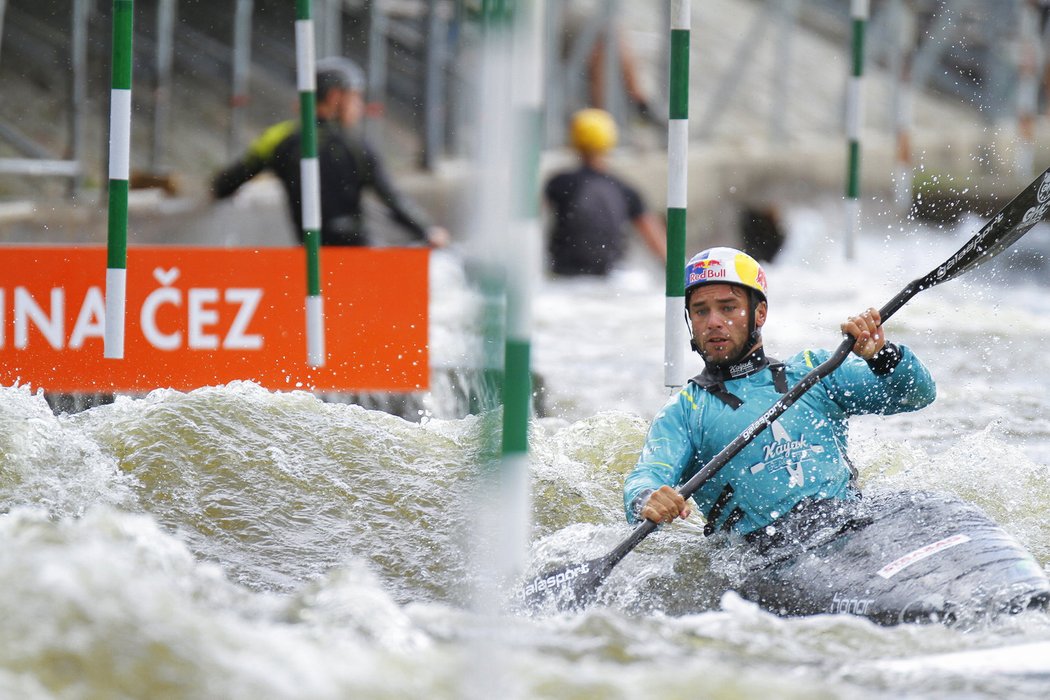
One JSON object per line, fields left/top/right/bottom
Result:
{"left": 211, "top": 57, "right": 449, "bottom": 248}
{"left": 543, "top": 108, "right": 664, "bottom": 276}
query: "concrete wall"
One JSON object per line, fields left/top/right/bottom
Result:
{"left": 400, "top": 119, "right": 1050, "bottom": 258}
{"left": 3, "top": 118, "right": 1049, "bottom": 253}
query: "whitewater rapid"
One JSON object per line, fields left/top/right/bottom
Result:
{"left": 1, "top": 207, "right": 1049, "bottom": 698}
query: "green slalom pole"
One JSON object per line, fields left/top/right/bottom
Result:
{"left": 503, "top": 0, "right": 542, "bottom": 560}
{"left": 459, "top": 0, "right": 534, "bottom": 604}
{"left": 844, "top": 0, "right": 868, "bottom": 261}
{"left": 504, "top": 1, "right": 538, "bottom": 455}
{"left": 484, "top": 0, "right": 534, "bottom": 574}
{"left": 296, "top": 0, "right": 325, "bottom": 366}
{"left": 104, "top": 0, "right": 133, "bottom": 360}
{"left": 665, "top": 0, "right": 689, "bottom": 388}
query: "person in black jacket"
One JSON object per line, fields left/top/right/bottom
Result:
{"left": 211, "top": 57, "right": 449, "bottom": 248}
{"left": 544, "top": 108, "right": 664, "bottom": 276}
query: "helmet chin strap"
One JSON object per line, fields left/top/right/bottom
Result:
{"left": 743, "top": 291, "right": 763, "bottom": 352}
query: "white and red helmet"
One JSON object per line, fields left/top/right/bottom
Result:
{"left": 684, "top": 247, "right": 768, "bottom": 302}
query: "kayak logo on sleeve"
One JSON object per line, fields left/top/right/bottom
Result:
{"left": 748, "top": 420, "right": 825, "bottom": 488}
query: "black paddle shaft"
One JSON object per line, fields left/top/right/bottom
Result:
{"left": 523, "top": 167, "right": 1050, "bottom": 610}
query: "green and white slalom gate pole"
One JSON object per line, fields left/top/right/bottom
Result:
{"left": 503, "top": 0, "right": 543, "bottom": 571}
{"left": 461, "top": 0, "right": 537, "bottom": 612}
{"left": 844, "top": 0, "right": 867, "bottom": 261}
{"left": 295, "top": 0, "right": 325, "bottom": 366}
{"left": 506, "top": 1, "right": 541, "bottom": 470}
{"left": 104, "top": 0, "right": 133, "bottom": 360}
{"left": 665, "top": 0, "right": 689, "bottom": 388}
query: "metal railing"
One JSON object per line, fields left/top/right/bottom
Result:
{"left": 0, "top": 0, "right": 1040, "bottom": 200}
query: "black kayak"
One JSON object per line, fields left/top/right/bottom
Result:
{"left": 733, "top": 490, "right": 1050, "bottom": 626}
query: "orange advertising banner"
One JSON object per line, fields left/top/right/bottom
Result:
{"left": 0, "top": 246, "right": 429, "bottom": 393}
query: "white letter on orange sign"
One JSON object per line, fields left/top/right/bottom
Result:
{"left": 188, "top": 288, "right": 220, "bottom": 350}
{"left": 0, "top": 289, "right": 4, "bottom": 348}
{"left": 224, "top": 288, "right": 263, "bottom": 350}
{"left": 69, "top": 287, "right": 106, "bottom": 349}
{"left": 141, "top": 285, "right": 182, "bottom": 351}
{"left": 15, "top": 287, "right": 64, "bottom": 349}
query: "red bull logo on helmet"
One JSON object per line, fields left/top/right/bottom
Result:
{"left": 687, "top": 266, "right": 728, "bottom": 285}
{"left": 686, "top": 254, "right": 728, "bottom": 286}
{"left": 685, "top": 247, "right": 768, "bottom": 298}
{"left": 754, "top": 266, "right": 768, "bottom": 295}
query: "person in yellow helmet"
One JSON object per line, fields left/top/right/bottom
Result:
{"left": 569, "top": 107, "right": 619, "bottom": 153}
{"left": 543, "top": 108, "right": 665, "bottom": 276}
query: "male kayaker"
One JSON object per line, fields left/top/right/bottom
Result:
{"left": 623, "top": 246, "right": 937, "bottom": 539}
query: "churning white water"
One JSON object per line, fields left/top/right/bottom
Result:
{"left": 1, "top": 206, "right": 1049, "bottom": 699}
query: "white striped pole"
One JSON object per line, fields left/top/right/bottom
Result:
{"left": 505, "top": 0, "right": 540, "bottom": 454}
{"left": 295, "top": 0, "right": 325, "bottom": 366}
{"left": 844, "top": 0, "right": 868, "bottom": 261}
{"left": 665, "top": 0, "right": 690, "bottom": 388}
{"left": 501, "top": 0, "right": 543, "bottom": 586}
{"left": 461, "top": 1, "right": 532, "bottom": 649}
{"left": 104, "top": 0, "right": 133, "bottom": 359}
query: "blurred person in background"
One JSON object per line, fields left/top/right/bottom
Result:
{"left": 543, "top": 108, "right": 665, "bottom": 276}
{"left": 211, "top": 57, "right": 449, "bottom": 248}
{"left": 561, "top": 1, "right": 663, "bottom": 127}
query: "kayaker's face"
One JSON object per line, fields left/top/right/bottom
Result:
{"left": 687, "top": 284, "right": 766, "bottom": 365}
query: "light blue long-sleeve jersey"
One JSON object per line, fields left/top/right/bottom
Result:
{"left": 623, "top": 345, "right": 936, "bottom": 535}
